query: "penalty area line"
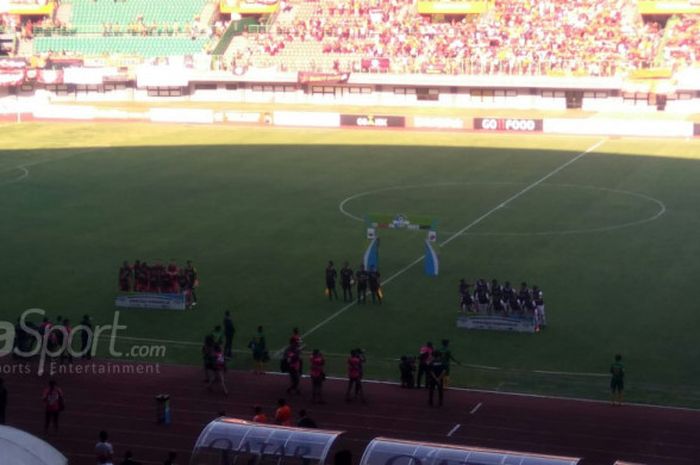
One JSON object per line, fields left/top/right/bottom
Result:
{"left": 298, "top": 139, "right": 606, "bottom": 343}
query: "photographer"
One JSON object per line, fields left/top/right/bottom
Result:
{"left": 399, "top": 356, "right": 416, "bottom": 388}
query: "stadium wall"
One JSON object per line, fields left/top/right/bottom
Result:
{"left": 1, "top": 98, "right": 695, "bottom": 138}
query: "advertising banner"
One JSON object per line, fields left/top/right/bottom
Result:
{"left": 149, "top": 108, "right": 214, "bottom": 124}
{"left": 63, "top": 67, "right": 117, "bottom": 85}
{"left": 115, "top": 293, "right": 187, "bottom": 310}
{"left": 297, "top": 71, "right": 350, "bottom": 85}
{"left": 93, "top": 108, "right": 147, "bottom": 121}
{"left": 417, "top": 0, "right": 490, "bottom": 14}
{"left": 0, "top": 57, "right": 27, "bottom": 69}
{"left": 475, "top": 117, "right": 543, "bottom": 132}
{"left": 0, "top": 69, "right": 24, "bottom": 87}
{"left": 424, "top": 240, "right": 439, "bottom": 277}
{"left": 340, "top": 114, "right": 405, "bottom": 128}
{"left": 46, "top": 57, "right": 84, "bottom": 68}
{"left": 544, "top": 118, "right": 693, "bottom": 138}
{"left": 136, "top": 66, "right": 189, "bottom": 88}
{"left": 220, "top": 0, "right": 279, "bottom": 14}
{"left": 33, "top": 104, "right": 96, "bottom": 120}
{"left": 456, "top": 314, "right": 537, "bottom": 333}
{"left": 366, "top": 213, "right": 435, "bottom": 231}
{"left": 638, "top": 0, "right": 700, "bottom": 14}
{"left": 5, "top": 0, "right": 55, "bottom": 15}
{"left": 412, "top": 116, "right": 464, "bottom": 129}
{"left": 221, "top": 111, "right": 261, "bottom": 124}
{"left": 272, "top": 111, "right": 340, "bottom": 127}
{"left": 363, "top": 238, "right": 379, "bottom": 271}
{"left": 38, "top": 69, "right": 63, "bottom": 84}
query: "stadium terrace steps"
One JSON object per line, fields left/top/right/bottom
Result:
{"left": 17, "top": 38, "right": 34, "bottom": 57}
{"left": 68, "top": 0, "right": 208, "bottom": 33}
{"left": 33, "top": 36, "right": 208, "bottom": 58}
{"left": 32, "top": 0, "right": 212, "bottom": 57}
{"left": 55, "top": 3, "right": 73, "bottom": 30}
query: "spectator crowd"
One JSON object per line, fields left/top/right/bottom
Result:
{"left": 238, "top": 0, "right": 700, "bottom": 76}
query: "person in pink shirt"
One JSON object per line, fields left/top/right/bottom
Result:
{"left": 345, "top": 349, "right": 366, "bottom": 403}
{"left": 285, "top": 343, "right": 302, "bottom": 395}
{"left": 309, "top": 349, "right": 326, "bottom": 404}
{"left": 42, "top": 379, "right": 64, "bottom": 434}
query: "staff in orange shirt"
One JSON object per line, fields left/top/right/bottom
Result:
{"left": 274, "top": 398, "right": 292, "bottom": 426}
{"left": 252, "top": 405, "right": 268, "bottom": 423}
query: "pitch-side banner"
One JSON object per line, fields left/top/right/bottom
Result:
{"left": 456, "top": 314, "right": 537, "bottom": 333}
{"left": 115, "top": 293, "right": 187, "bottom": 310}
{"left": 474, "top": 117, "right": 543, "bottom": 132}
{"left": 0, "top": 69, "right": 24, "bottom": 87}
{"left": 136, "top": 66, "right": 189, "bottom": 88}
{"left": 544, "top": 118, "right": 693, "bottom": 138}
{"left": 297, "top": 71, "right": 349, "bottom": 85}
{"left": 340, "top": 114, "right": 405, "bottom": 128}
{"left": 63, "top": 67, "right": 117, "bottom": 85}
{"left": 24, "top": 68, "right": 64, "bottom": 84}
{"left": 0, "top": 57, "right": 27, "bottom": 69}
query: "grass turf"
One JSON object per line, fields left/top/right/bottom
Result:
{"left": 1, "top": 123, "right": 700, "bottom": 407}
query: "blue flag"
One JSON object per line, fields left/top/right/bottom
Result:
{"left": 363, "top": 238, "right": 379, "bottom": 270}
{"left": 424, "top": 240, "right": 439, "bottom": 277}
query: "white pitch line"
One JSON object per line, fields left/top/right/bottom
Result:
{"left": 439, "top": 139, "right": 606, "bottom": 247}
{"left": 0, "top": 166, "right": 29, "bottom": 186}
{"left": 300, "top": 139, "right": 606, "bottom": 341}
{"left": 300, "top": 299, "right": 359, "bottom": 340}
{"left": 114, "top": 336, "right": 612, "bottom": 378}
{"left": 532, "top": 370, "right": 608, "bottom": 378}
{"left": 339, "top": 181, "right": 666, "bottom": 238}
{"left": 470, "top": 402, "right": 482, "bottom": 415}
{"left": 446, "top": 424, "right": 461, "bottom": 437}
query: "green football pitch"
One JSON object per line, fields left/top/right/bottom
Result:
{"left": 1, "top": 122, "right": 700, "bottom": 407}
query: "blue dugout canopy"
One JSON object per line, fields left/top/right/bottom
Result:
{"left": 359, "top": 437, "right": 581, "bottom": 465}
{"left": 191, "top": 418, "right": 344, "bottom": 465}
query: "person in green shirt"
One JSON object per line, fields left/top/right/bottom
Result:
{"left": 610, "top": 354, "right": 625, "bottom": 406}
{"left": 440, "top": 339, "right": 460, "bottom": 388}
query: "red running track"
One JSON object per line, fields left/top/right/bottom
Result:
{"left": 1, "top": 359, "right": 699, "bottom": 465}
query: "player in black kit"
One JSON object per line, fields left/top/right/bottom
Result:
{"left": 368, "top": 266, "right": 382, "bottom": 304}
{"left": 356, "top": 264, "right": 369, "bottom": 304}
{"left": 340, "top": 262, "right": 354, "bottom": 302}
{"left": 325, "top": 261, "right": 338, "bottom": 301}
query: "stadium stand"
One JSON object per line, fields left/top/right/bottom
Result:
{"left": 662, "top": 14, "right": 700, "bottom": 69}
{"left": 30, "top": 0, "right": 212, "bottom": 58}
{"left": 237, "top": 0, "right": 683, "bottom": 76}
{"left": 33, "top": 36, "right": 208, "bottom": 57}
{"left": 68, "top": 0, "right": 208, "bottom": 34}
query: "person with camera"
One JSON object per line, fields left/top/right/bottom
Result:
{"left": 399, "top": 356, "right": 416, "bottom": 388}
